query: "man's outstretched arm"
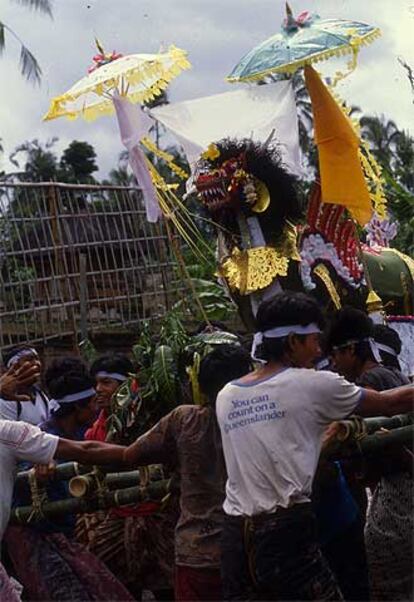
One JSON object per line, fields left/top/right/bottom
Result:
{"left": 56, "top": 409, "right": 178, "bottom": 467}
{"left": 358, "top": 384, "right": 413, "bottom": 417}
{"left": 55, "top": 438, "right": 129, "bottom": 466}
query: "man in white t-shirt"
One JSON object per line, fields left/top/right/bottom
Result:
{"left": 0, "top": 419, "right": 130, "bottom": 544}
{"left": 216, "top": 292, "right": 413, "bottom": 601}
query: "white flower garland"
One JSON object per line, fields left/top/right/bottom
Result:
{"left": 300, "top": 233, "right": 363, "bottom": 290}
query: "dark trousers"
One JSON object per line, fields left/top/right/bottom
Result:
{"left": 322, "top": 519, "right": 370, "bottom": 601}
{"left": 221, "top": 504, "right": 344, "bottom": 601}
{"left": 175, "top": 565, "right": 222, "bottom": 601}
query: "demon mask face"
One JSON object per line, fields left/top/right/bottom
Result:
{"left": 194, "top": 145, "right": 270, "bottom": 215}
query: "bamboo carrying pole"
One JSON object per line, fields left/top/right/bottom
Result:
{"left": 325, "top": 425, "right": 414, "bottom": 461}
{"left": 11, "top": 479, "right": 170, "bottom": 525}
{"left": 357, "top": 425, "right": 413, "bottom": 455}
{"left": 334, "top": 413, "right": 414, "bottom": 442}
{"left": 69, "top": 470, "right": 141, "bottom": 498}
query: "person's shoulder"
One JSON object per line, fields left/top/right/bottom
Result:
{"left": 357, "top": 364, "right": 404, "bottom": 391}
{"left": 168, "top": 404, "right": 204, "bottom": 421}
{"left": 173, "top": 404, "right": 214, "bottom": 418}
{"left": 291, "top": 369, "right": 352, "bottom": 395}
{"left": 0, "top": 419, "right": 32, "bottom": 446}
{"left": 285, "top": 368, "right": 340, "bottom": 384}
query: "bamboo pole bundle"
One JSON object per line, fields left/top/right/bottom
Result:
{"left": 325, "top": 425, "right": 413, "bottom": 460}
{"left": 69, "top": 470, "right": 141, "bottom": 498}
{"left": 333, "top": 413, "right": 414, "bottom": 442}
{"left": 15, "top": 462, "right": 93, "bottom": 485}
{"left": 11, "top": 479, "right": 170, "bottom": 525}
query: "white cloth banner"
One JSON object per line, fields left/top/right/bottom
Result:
{"left": 149, "top": 81, "right": 302, "bottom": 175}
{"left": 113, "top": 95, "right": 161, "bottom": 223}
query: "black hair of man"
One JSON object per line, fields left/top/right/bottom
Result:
{"left": 326, "top": 306, "right": 376, "bottom": 362}
{"left": 90, "top": 353, "right": 134, "bottom": 379}
{"left": 198, "top": 344, "right": 252, "bottom": 403}
{"left": 373, "top": 324, "right": 403, "bottom": 371}
{"left": 48, "top": 371, "right": 95, "bottom": 419}
{"left": 2, "top": 344, "right": 38, "bottom": 368}
{"left": 44, "top": 357, "right": 88, "bottom": 392}
{"left": 254, "top": 291, "right": 325, "bottom": 362}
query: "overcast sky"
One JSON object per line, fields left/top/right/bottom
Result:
{"left": 0, "top": 0, "right": 413, "bottom": 178}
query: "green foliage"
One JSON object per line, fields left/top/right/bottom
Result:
{"left": 382, "top": 170, "right": 414, "bottom": 256}
{"left": 6, "top": 138, "right": 99, "bottom": 185}
{"left": 359, "top": 117, "right": 414, "bottom": 255}
{"left": 78, "top": 338, "right": 99, "bottom": 364}
{"left": 152, "top": 345, "right": 178, "bottom": 408}
{"left": 132, "top": 311, "right": 189, "bottom": 423}
{"left": 10, "top": 138, "right": 58, "bottom": 181}
{"left": 174, "top": 277, "right": 236, "bottom": 322}
{"left": 131, "top": 306, "right": 239, "bottom": 424}
{"left": 59, "top": 141, "right": 98, "bottom": 183}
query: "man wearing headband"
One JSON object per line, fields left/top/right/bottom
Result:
{"left": 85, "top": 354, "right": 134, "bottom": 442}
{"left": 373, "top": 324, "right": 410, "bottom": 383}
{"left": 215, "top": 292, "right": 413, "bottom": 601}
{"left": 328, "top": 309, "right": 413, "bottom": 601}
{"left": 0, "top": 345, "right": 49, "bottom": 425}
{"left": 327, "top": 307, "right": 409, "bottom": 391}
{"left": 10, "top": 371, "right": 98, "bottom": 535}
{"left": 0, "top": 414, "right": 137, "bottom": 601}
{"left": 4, "top": 371, "right": 137, "bottom": 601}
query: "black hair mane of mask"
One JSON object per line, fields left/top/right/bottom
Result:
{"left": 209, "top": 137, "right": 303, "bottom": 241}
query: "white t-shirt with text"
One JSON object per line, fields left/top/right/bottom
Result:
{"left": 0, "top": 420, "right": 58, "bottom": 541}
{"left": 216, "top": 368, "right": 363, "bottom": 517}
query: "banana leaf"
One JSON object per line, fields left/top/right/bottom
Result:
{"left": 152, "top": 344, "right": 178, "bottom": 407}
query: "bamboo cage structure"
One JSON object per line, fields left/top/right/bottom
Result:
{"left": 0, "top": 182, "right": 186, "bottom": 349}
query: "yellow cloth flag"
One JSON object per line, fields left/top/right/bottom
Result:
{"left": 304, "top": 65, "right": 372, "bottom": 225}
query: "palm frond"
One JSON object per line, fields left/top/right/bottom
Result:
{"left": 20, "top": 43, "right": 42, "bottom": 84}
{"left": 0, "top": 22, "right": 5, "bottom": 54}
{"left": 12, "top": 0, "right": 53, "bottom": 18}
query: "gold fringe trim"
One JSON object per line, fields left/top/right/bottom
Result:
{"left": 145, "top": 159, "right": 214, "bottom": 265}
{"left": 140, "top": 137, "right": 189, "bottom": 179}
{"left": 44, "top": 46, "right": 191, "bottom": 122}
{"left": 226, "top": 28, "right": 381, "bottom": 82}
{"left": 358, "top": 143, "right": 387, "bottom": 219}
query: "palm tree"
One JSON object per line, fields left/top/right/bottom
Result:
{"left": 359, "top": 115, "right": 400, "bottom": 170}
{"left": 0, "top": 0, "right": 53, "bottom": 84}
{"left": 398, "top": 57, "right": 414, "bottom": 101}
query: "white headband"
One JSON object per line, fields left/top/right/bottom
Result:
{"left": 333, "top": 337, "right": 382, "bottom": 364}
{"left": 49, "top": 387, "right": 96, "bottom": 413}
{"left": 376, "top": 342, "right": 398, "bottom": 358}
{"left": 7, "top": 348, "right": 38, "bottom": 369}
{"left": 251, "top": 323, "right": 321, "bottom": 362}
{"left": 95, "top": 371, "right": 128, "bottom": 382}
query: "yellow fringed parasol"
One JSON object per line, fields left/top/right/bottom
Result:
{"left": 44, "top": 43, "right": 191, "bottom": 122}
{"left": 227, "top": 3, "right": 381, "bottom": 84}
{"left": 43, "top": 41, "right": 193, "bottom": 225}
